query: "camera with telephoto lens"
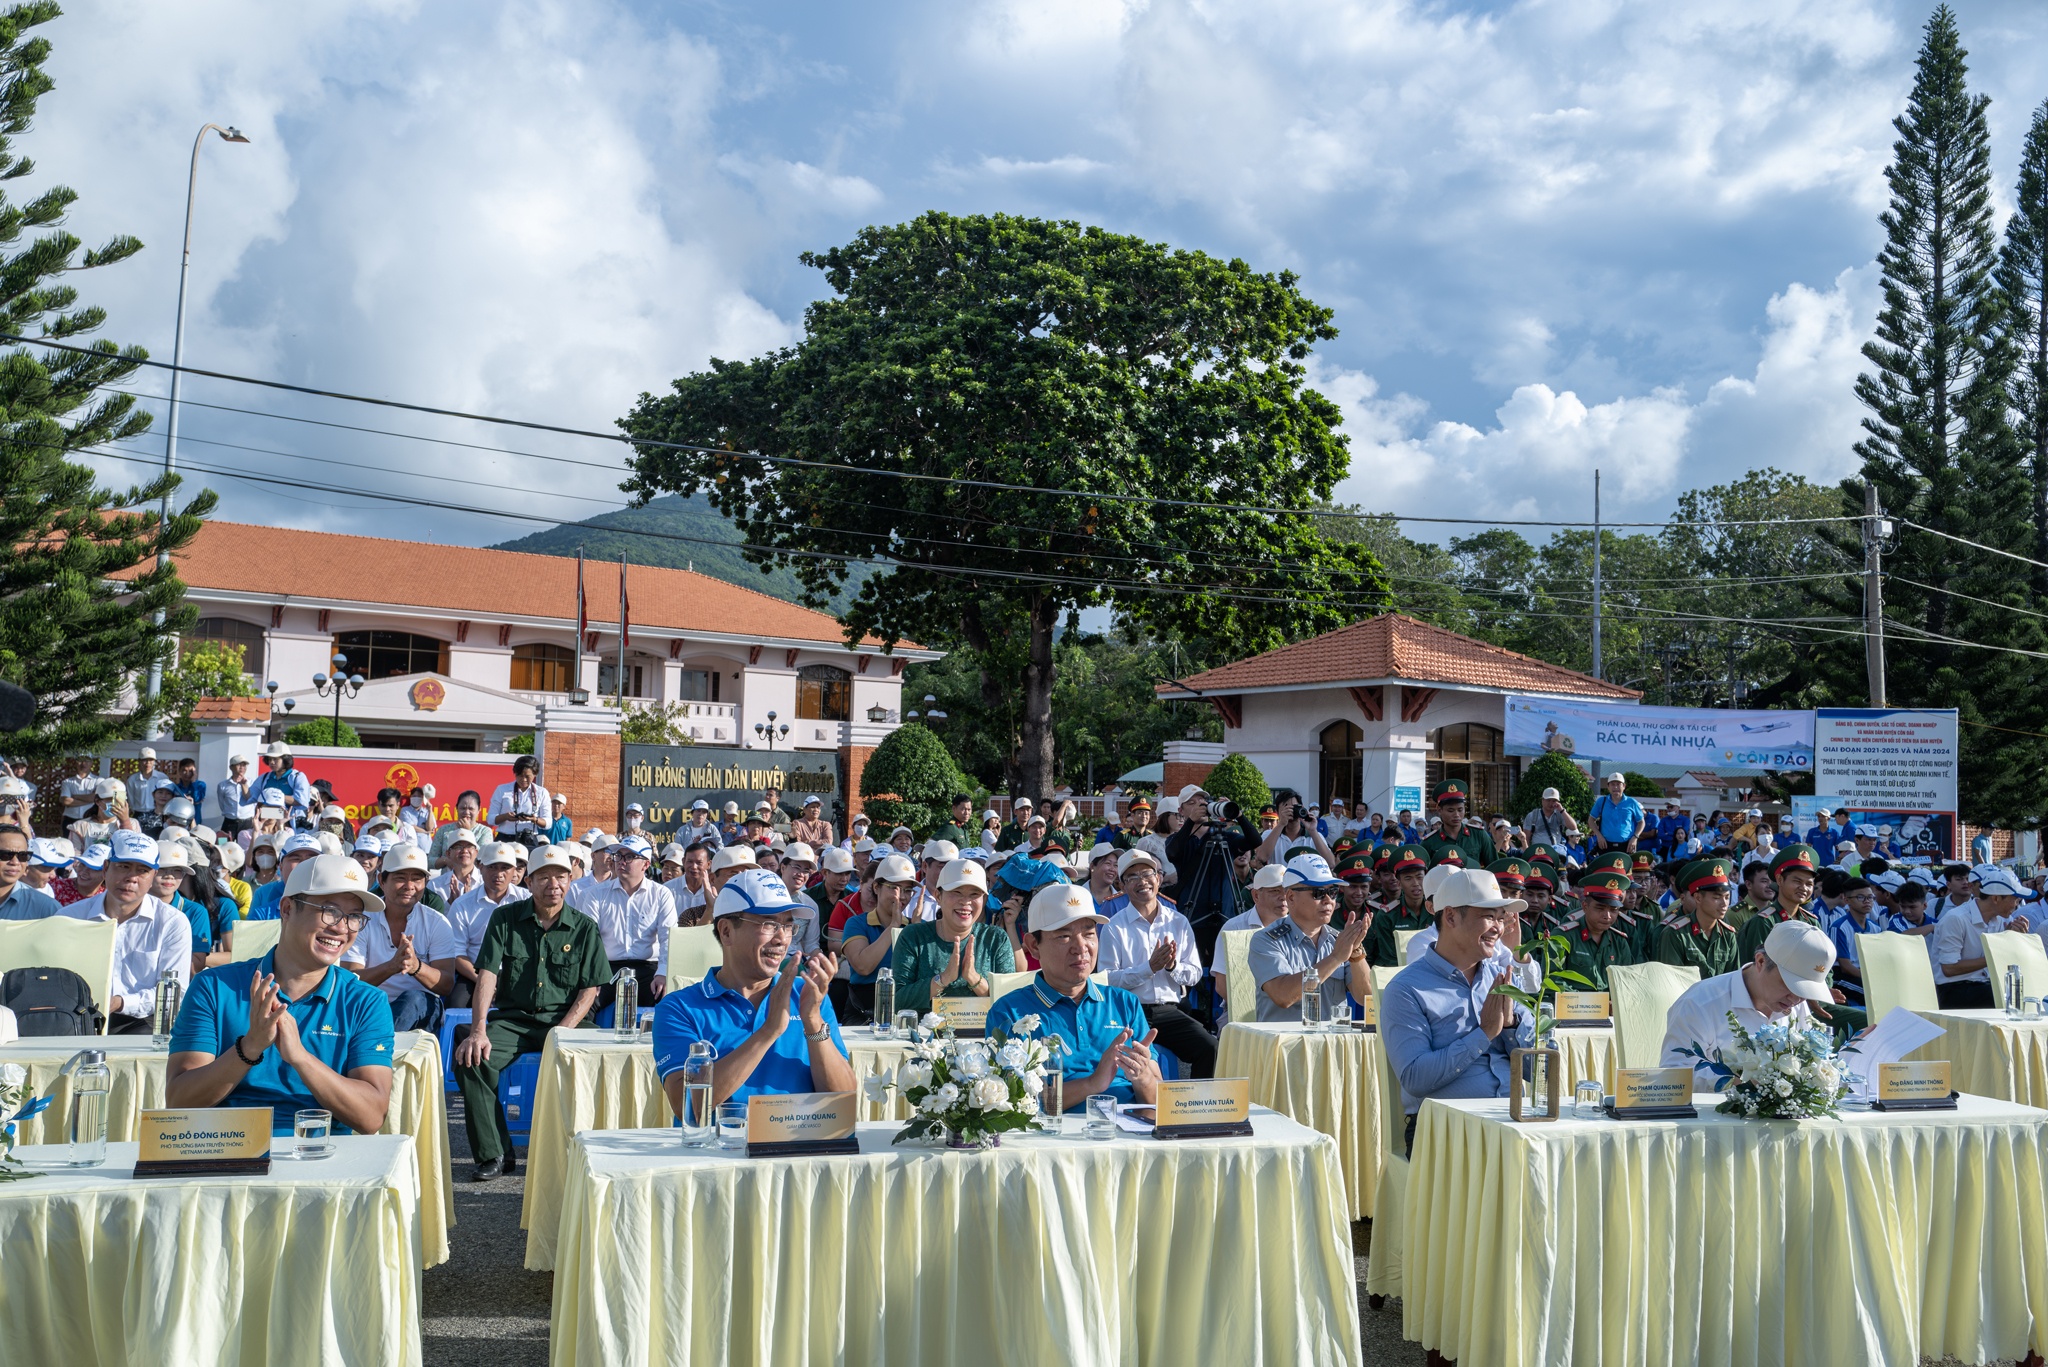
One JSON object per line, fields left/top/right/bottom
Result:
{"left": 1217, "top": 800, "right": 1241, "bottom": 823}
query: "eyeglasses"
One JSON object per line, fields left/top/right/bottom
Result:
{"left": 296, "top": 899, "right": 370, "bottom": 931}
{"left": 730, "top": 914, "right": 795, "bottom": 935}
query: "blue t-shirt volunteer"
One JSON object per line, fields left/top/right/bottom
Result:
{"left": 168, "top": 950, "right": 397, "bottom": 1134}
{"left": 1589, "top": 794, "right": 1645, "bottom": 844}
{"left": 985, "top": 974, "right": 1151, "bottom": 1110}
{"left": 651, "top": 969, "right": 850, "bottom": 1104}
{"left": 839, "top": 913, "right": 892, "bottom": 983}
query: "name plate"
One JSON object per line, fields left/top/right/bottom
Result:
{"left": 746, "top": 1091, "right": 859, "bottom": 1157}
{"left": 1607, "top": 1067, "right": 1698, "bottom": 1119}
{"left": 1874, "top": 1060, "right": 1958, "bottom": 1111}
{"left": 1553, "top": 992, "right": 1612, "bottom": 1026}
{"left": 1154, "top": 1077, "right": 1254, "bottom": 1139}
{"left": 930, "top": 996, "right": 993, "bottom": 1038}
{"left": 134, "top": 1108, "right": 273, "bottom": 1178}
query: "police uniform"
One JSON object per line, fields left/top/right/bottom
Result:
{"left": 1421, "top": 779, "right": 1495, "bottom": 869}
{"left": 1363, "top": 845, "right": 1434, "bottom": 967}
{"left": 1655, "top": 858, "right": 1742, "bottom": 980}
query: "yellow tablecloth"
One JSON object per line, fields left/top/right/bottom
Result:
{"left": 1217, "top": 1022, "right": 1615, "bottom": 1221}
{"left": 520, "top": 1025, "right": 918, "bottom": 1271}
{"left": 0, "top": 1030, "right": 454, "bottom": 1267}
{"left": 1912, "top": 1008, "right": 2048, "bottom": 1107}
{"left": 0, "top": 1134, "right": 423, "bottom": 1366}
{"left": 1405, "top": 1091, "right": 2048, "bottom": 1367}
{"left": 549, "top": 1113, "right": 1363, "bottom": 1367}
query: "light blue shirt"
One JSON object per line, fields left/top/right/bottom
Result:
{"left": 1590, "top": 794, "right": 1645, "bottom": 844}
{"left": 839, "top": 913, "right": 892, "bottom": 984}
{"left": 986, "top": 974, "right": 1150, "bottom": 1110}
{"left": 0, "top": 881, "right": 61, "bottom": 921}
{"left": 217, "top": 777, "right": 254, "bottom": 824}
{"left": 1245, "top": 915, "right": 1356, "bottom": 1023}
{"left": 168, "top": 950, "right": 397, "bottom": 1134}
{"left": 1380, "top": 948, "right": 1533, "bottom": 1115}
{"left": 650, "top": 970, "right": 849, "bottom": 1102}
{"left": 246, "top": 880, "right": 286, "bottom": 921}
{"left": 250, "top": 767, "right": 314, "bottom": 813}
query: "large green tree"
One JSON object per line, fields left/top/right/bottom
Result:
{"left": 1999, "top": 97, "right": 2048, "bottom": 594}
{"left": 1830, "top": 6, "right": 2048, "bottom": 824}
{"left": 621, "top": 213, "right": 1387, "bottom": 797}
{"left": 0, "top": 1, "right": 209, "bottom": 763}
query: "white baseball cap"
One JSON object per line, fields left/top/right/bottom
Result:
{"left": 921, "top": 839, "right": 960, "bottom": 864}
{"left": 708, "top": 843, "right": 758, "bottom": 875}
{"left": 783, "top": 841, "right": 817, "bottom": 866}
{"left": 444, "top": 827, "right": 480, "bottom": 848}
{"left": 283, "top": 852, "right": 385, "bottom": 914}
{"left": 1251, "top": 862, "right": 1289, "bottom": 890}
{"left": 820, "top": 846, "right": 855, "bottom": 874}
{"left": 380, "top": 845, "right": 429, "bottom": 875}
{"left": 1762, "top": 921, "right": 1836, "bottom": 1001}
{"left": 690, "top": 799, "right": 710, "bottom": 812}
{"left": 1541, "top": 787, "right": 1561, "bottom": 801}
{"left": 713, "top": 867, "right": 797, "bottom": 919}
{"left": 1089, "top": 841, "right": 1119, "bottom": 866}
{"left": 1281, "top": 853, "right": 1341, "bottom": 889}
{"left": 153, "top": 840, "right": 190, "bottom": 871}
{"left": 851, "top": 837, "right": 877, "bottom": 855}
{"left": 528, "top": 844, "right": 577, "bottom": 877}
{"left": 1433, "top": 868, "right": 1526, "bottom": 914}
{"left": 1977, "top": 866, "right": 2026, "bottom": 898}
{"left": 1117, "top": 848, "right": 1162, "bottom": 880}
{"left": 139, "top": 746, "right": 157, "bottom": 760}
{"left": 873, "top": 853, "right": 919, "bottom": 884}
{"left": 281, "top": 830, "right": 325, "bottom": 858}
{"left": 937, "top": 857, "right": 987, "bottom": 892}
{"left": 481, "top": 841, "right": 523, "bottom": 867}
{"left": 1026, "top": 882, "right": 1107, "bottom": 934}
{"left": 659, "top": 842, "right": 690, "bottom": 864}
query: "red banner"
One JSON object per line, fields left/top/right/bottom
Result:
{"left": 294, "top": 755, "right": 517, "bottom": 823}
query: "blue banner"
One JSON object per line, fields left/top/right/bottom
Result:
{"left": 1503, "top": 697, "right": 1814, "bottom": 771}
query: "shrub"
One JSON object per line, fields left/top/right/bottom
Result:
{"left": 1201, "top": 753, "right": 1273, "bottom": 814}
{"left": 284, "top": 717, "right": 361, "bottom": 748}
{"left": 1507, "top": 752, "right": 1590, "bottom": 824}
{"left": 860, "top": 723, "right": 968, "bottom": 834}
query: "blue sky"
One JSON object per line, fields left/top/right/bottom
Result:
{"left": 34, "top": 0, "right": 2048, "bottom": 548}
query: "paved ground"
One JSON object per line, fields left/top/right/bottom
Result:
{"left": 418, "top": 1097, "right": 1422, "bottom": 1366}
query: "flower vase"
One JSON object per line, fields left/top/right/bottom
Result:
{"left": 1510, "top": 1036, "right": 1562, "bottom": 1123}
{"left": 944, "top": 1126, "right": 999, "bottom": 1151}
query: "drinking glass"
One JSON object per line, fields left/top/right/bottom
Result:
{"left": 1328, "top": 994, "right": 1353, "bottom": 1029}
{"left": 717, "top": 1101, "right": 749, "bottom": 1149}
{"left": 294, "top": 1108, "right": 333, "bottom": 1160}
{"left": 2027, "top": 997, "right": 2044, "bottom": 1022}
{"left": 1085, "top": 1093, "right": 1118, "bottom": 1141}
{"left": 894, "top": 1010, "right": 921, "bottom": 1039}
{"left": 1573, "top": 1080, "right": 1605, "bottom": 1120}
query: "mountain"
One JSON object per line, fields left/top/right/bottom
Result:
{"left": 489, "top": 495, "right": 866, "bottom": 611}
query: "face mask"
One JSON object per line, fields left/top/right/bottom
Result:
{"left": 254, "top": 853, "right": 276, "bottom": 868}
{"left": 625, "top": 815, "right": 642, "bottom": 830}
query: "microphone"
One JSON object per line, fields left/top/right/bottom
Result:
{"left": 0, "top": 681, "right": 32, "bottom": 733}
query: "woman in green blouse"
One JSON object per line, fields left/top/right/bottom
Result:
{"left": 893, "top": 857, "right": 1016, "bottom": 1012}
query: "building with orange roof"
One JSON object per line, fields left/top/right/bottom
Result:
{"left": 1155, "top": 613, "right": 1638, "bottom": 819}
{"left": 147, "top": 520, "right": 940, "bottom": 756}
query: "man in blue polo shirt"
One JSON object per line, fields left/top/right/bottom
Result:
{"left": 166, "top": 853, "right": 396, "bottom": 1136}
{"left": 246, "top": 831, "right": 325, "bottom": 920}
{"left": 987, "top": 883, "right": 1162, "bottom": 1110}
{"left": 1588, "top": 773, "right": 1645, "bottom": 854}
{"left": 653, "top": 868, "right": 855, "bottom": 1115}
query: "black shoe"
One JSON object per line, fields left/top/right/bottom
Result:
{"left": 473, "top": 1157, "right": 504, "bottom": 1181}
{"left": 502, "top": 1152, "right": 519, "bottom": 1177}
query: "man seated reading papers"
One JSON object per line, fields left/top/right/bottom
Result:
{"left": 166, "top": 853, "right": 396, "bottom": 1135}
{"left": 1660, "top": 921, "right": 1836, "bottom": 1082}
{"left": 1381, "top": 868, "right": 1534, "bottom": 1152}
{"left": 654, "top": 868, "right": 855, "bottom": 1114}
{"left": 987, "top": 883, "right": 1162, "bottom": 1110}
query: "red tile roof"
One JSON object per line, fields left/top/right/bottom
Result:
{"left": 1163, "top": 613, "right": 1639, "bottom": 700}
{"left": 188, "top": 697, "right": 272, "bottom": 722}
{"left": 131, "top": 520, "right": 913, "bottom": 650}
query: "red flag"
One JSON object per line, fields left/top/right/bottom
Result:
{"left": 576, "top": 547, "right": 588, "bottom": 641}
{"left": 619, "top": 554, "right": 631, "bottom": 650}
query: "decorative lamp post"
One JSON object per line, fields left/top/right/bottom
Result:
{"left": 752, "top": 708, "right": 790, "bottom": 751}
{"left": 312, "top": 651, "right": 365, "bottom": 741}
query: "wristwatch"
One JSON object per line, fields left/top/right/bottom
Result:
{"left": 804, "top": 1024, "right": 831, "bottom": 1043}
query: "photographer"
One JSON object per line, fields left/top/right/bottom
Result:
{"left": 1162, "top": 783, "right": 1261, "bottom": 1009}
{"left": 1256, "top": 789, "right": 1333, "bottom": 868}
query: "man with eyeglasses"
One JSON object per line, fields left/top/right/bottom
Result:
{"left": 165, "top": 853, "right": 396, "bottom": 1135}
{"left": 0, "top": 825, "right": 60, "bottom": 920}
{"left": 453, "top": 844, "right": 610, "bottom": 1180}
{"left": 341, "top": 846, "right": 459, "bottom": 1032}
{"left": 1247, "top": 853, "right": 1370, "bottom": 1024}
{"left": 654, "top": 868, "right": 853, "bottom": 1112}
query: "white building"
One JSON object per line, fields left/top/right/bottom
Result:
{"left": 152, "top": 520, "right": 941, "bottom": 755}
{"left": 1161, "top": 613, "right": 1639, "bottom": 818}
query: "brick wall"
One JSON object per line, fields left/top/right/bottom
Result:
{"left": 545, "top": 730, "right": 622, "bottom": 831}
{"left": 1161, "top": 761, "right": 1209, "bottom": 800}
{"left": 839, "top": 744, "right": 875, "bottom": 822}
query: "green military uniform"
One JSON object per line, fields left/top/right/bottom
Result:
{"left": 1736, "top": 846, "right": 1823, "bottom": 964}
{"left": 1560, "top": 870, "right": 1637, "bottom": 990}
{"left": 929, "top": 821, "right": 973, "bottom": 848}
{"left": 1363, "top": 845, "right": 1433, "bottom": 966}
{"left": 890, "top": 919, "right": 1016, "bottom": 1013}
{"left": 997, "top": 822, "right": 1031, "bottom": 849}
{"left": 1655, "top": 857, "right": 1742, "bottom": 980}
{"left": 1422, "top": 779, "right": 1496, "bottom": 869}
{"left": 457, "top": 898, "right": 611, "bottom": 1165}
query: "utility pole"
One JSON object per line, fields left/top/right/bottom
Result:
{"left": 1863, "top": 481, "right": 1888, "bottom": 707}
{"left": 1589, "top": 469, "right": 1603, "bottom": 786}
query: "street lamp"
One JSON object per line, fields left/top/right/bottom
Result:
{"left": 865, "top": 703, "right": 889, "bottom": 724}
{"left": 312, "top": 651, "right": 364, "bottom": 740}
{"left": 923, "top": 693, "right": 947, "bottom": 721}
{"left": 753, "top": 708, "right": 790, "bottom": 751}
{"left": 143, "top": 123, "right": 251, "bottom": 725}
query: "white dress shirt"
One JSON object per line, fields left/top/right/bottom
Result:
{"left": 343, "top": 905, "right": 460, "bottom": 999}
{"left": 447, "top": 885, "right": 521, "bottom": 963}
{"left": 907, "top": 885, "right": 941, "bottom": 924}
{"left": 1403, "top": 925, "right": 1541, "bottom": 992}
{"left": 1935, "top": 903, "right": 2017, "bottom": 983}
{"left": 429, "top": 867, "right": 484, "bottom": 904}
{"left": 663, "top": 877, "right": 709, "bottom": 922}
{"left": 487, "top": 781, "right": 553, "bottom": 835}
{"left": 60, "top": 775, "right": 97, "bottom": 821}
{"left": 1660, "top": 967, "right": 1814, "bottom": 1080}
{"left": 61, "top": 892, "right": 192, "bottom": 1018}
{"left": 579, "top": 877, "right": 678, "bottom": 961}
{"left": 1099, "top": 902, "right": 1204, "bottom": 1004}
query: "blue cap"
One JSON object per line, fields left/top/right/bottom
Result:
{"left": 282, "top": 831, "right": 325, "bottom": 858}
{"left": 616, "top": 835, "right": 655, "bottom": 859}
{"left": 108, "top": 829, "right": 159, "bottom": 868}
{"left": 77, "top": 843, "right": 111, "bottom": 871}
{"left": 712, "top": 868, "right": 797, "bottom": 919}
{"left": 1282, "top": 853, "right": 1342, "bottom": 889}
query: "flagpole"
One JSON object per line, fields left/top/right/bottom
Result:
{"left": 575, "top": 546, "right": 587, "bottom": 703}
{"left": 617, "top": 552, "right": 628, "bottom": 707}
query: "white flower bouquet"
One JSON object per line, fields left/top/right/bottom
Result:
{"left": 0, "top": 1062, "right": 50, "bottom": 1179}
{"left": 1681, "top": 1011, "right": 1850, "bottom": 1119}
{"left": 891, "top": 1013, "right": 1053, "bottom": 1148}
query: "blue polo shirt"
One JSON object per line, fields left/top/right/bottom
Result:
{"left": 246, "top": 880, "right": 285, "bottom": 921}
{"left": 650, "top": 969, "right": 850, "bottom": 1102}
{"left": 838, "top": 913, "right": 892, "bottom": 984}
{"left": 1589, "top": 793, "right": 1645, "bottom": 844}
{"left": 0, "top": 881, "right": 60, "bottom": 921}
{"left": 986, "top": 974, "right": 1150, "bottom": 1111}
{"left": 1381, "top": 950, "right": 1532, "bottom": 1115}
{"left": 170, "top": 892, "right": 213, "bottom": 952}
{"left": 168, "top": 950, "right": 397, "bottom": 1134}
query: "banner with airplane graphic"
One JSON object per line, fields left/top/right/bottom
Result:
{"left": 1503, "top": 696, "right": 1815, "bottom": 771}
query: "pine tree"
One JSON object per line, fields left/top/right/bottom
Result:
{"left": 0, "top": 2, "right": 212, "bottom": 763}
{"left": 2000, "top": 98, "right": 2048, "bottom": 596}
{"left": 1837, "top": 6, "right": 2048, "bottom": 825}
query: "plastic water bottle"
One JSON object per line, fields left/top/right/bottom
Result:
{"left": 1299, "top": 967, "right": 1324, "bottom": 1030}
{"left": 681, "top": 1041, "right": 716, "bottom": 1147}
{"left": 61, "top": 1049, "right": 109, "bottom": 1167}
{"left": 2008, "top": 965, "right": 2026, "bottom": 1020}
{"left": 613, "top": 969, "right": 640, "bottom": 1040}
{"left": 150, "top": 972, "right": 182, "bottom": 1050}
{"left": 1043, "top": 1057, "right": 1065, "bottom": 1131}
{"left": 873, "top": 968, "right": 896, "bottom": 1036}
